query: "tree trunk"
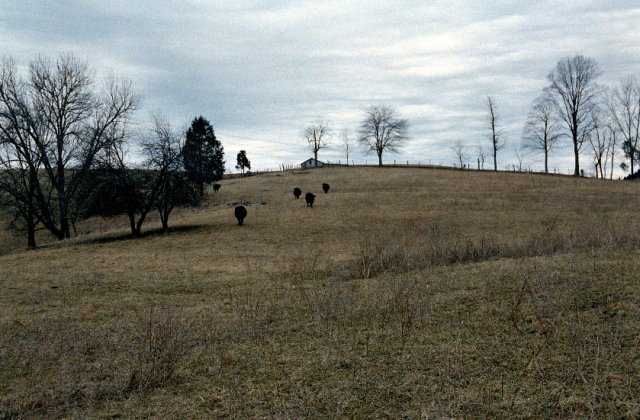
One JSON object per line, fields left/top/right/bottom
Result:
{"left": 57, "top": 187, "right": 70, "bottom": 239}
{"left": 314, "top": 150, "right": 318, "bottom": 167}
{"left": 128, "top": 212, "right": 138, "bottom": 237}
{"left": 378, "top": 152, "right": 383, "bottom": 167}
{"left": 572, "top": 121, "right": 580, "bottom": 176}
{"left": 544, "top": 151, "right": 549, "bottom": 174}
{"left": 493, "top": 149, "right": 497, "bottom": 171}
{"left": 610, "top": 140, "right": 615, "bottom": 179}
{"left": 573, "top": 140, "right": 580, "bottom": 176}
{"left": 26, "top": 171, "right": 37, "bottom": 248}
{"left": 160, "top": 206, "right": 172, "bottom": 232}
{"left": 56, "top": 148, "right": 71, "bottom": 239}
{"left": 60, "top": 216, "right": 70, "bottom": 239}
{"left": 27, "top": 204, "right": 36, "bottom": 249}
{"left": 27, "top": 223, "right": 36, "bottom": 248}
{"left": 135, "top": 215, "right": 147, "bottom": 236}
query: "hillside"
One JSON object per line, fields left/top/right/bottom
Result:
{"left": 1, "top": 167, "right": 639, "bottom": 417}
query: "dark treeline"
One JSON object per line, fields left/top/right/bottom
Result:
{"left": 0, "top": 55, "right": 224, "bottom": 248}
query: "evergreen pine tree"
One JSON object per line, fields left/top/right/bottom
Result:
{"left": 182, "top": 116, "right": 225, "bottom": 193}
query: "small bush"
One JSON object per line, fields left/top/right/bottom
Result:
{"left": 123, "top": 306, "right": 191, "bottom": 394}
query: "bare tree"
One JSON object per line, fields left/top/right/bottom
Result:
{"left": 546, "top": 55, "right": 601, "bottom": 176}
{"left": 522, "top": 93, "right": 561, "bottom": 173}
{"left": 303, "top": 119, "right": 330, "bottom": 166}
{"left": 0, "top": 151, "right": 38, "bottom": 248}
{"left": 451, "top": 140, "right": 468, "bottom": 169}
{"left": 486, "top": 96, "right": 505, "bottom": 171}
{"left": 513, "top": 146, "right": 524, "bottom": 172}
{"left": 79, "top": 125, "right": 140, "bottom": 236}
{"left": 341, "top": 128, "right": 352, "bottom": 165}
{"left": 0, "top": 59, "right": 44, "bottom": 248}
{"left": 0, "top": 54, "right": 138, "bottom": 242}
{"left": 606, "top": 122, "right": 619, "bottom": 180}
{"left": 142, "top": 115, "right": 192, "bottom": 232}
{"left": 588, "top": 105, "right": 620, "bottom": 179}
{"left": 476, "top": 145, "right": 486, "bottom": 170}
{"left": 589, "top": 108, "right": 606, "bottom": 178}
{"left": 608, "top": 76, "right": 640, "bottom": 174}
{"left": 85, "top": 115, "right": 197, "bottom": 236}
{"left": 358, "top": 104, "right": 409, "bottom": 166}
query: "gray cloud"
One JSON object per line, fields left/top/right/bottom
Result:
{"left": 1, "top": 1, "right": 639, "bottom": 174}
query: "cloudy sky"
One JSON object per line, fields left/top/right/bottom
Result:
{"left": 2, "top": 1, "right": 639, "bottom": 173}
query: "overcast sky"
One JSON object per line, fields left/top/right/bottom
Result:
{"left": 2, "top": 1, "right": 639, "bottom": 173}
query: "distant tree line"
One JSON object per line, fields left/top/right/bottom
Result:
{"left": 0, "top": 54, "right": 226, "bottom": 248}
{"left": 304, "top": 54, "right": 638, "bottom": 178}
{"left": 482, "top": 55, "right": 639, "bottom": 178}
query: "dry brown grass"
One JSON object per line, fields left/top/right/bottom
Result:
{"left": 1, "top": 167, "right": 639, "bottom": 417}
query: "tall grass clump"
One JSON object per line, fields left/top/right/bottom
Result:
{"left": 346, "top": 217, "right": 640, "bottom": 279}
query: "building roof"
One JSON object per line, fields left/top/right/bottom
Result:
{"left": 300, "top": 157, "right": 325, "bottom": 165}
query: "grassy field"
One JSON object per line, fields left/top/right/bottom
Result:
{"left": 1, "top": 167, "right": 639, "bottom": 417}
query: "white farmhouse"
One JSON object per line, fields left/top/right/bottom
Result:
{"left": 300, "top": 158, "right": 325, "bottom": 169}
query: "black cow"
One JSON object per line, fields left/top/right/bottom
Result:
{"left": 213, "top": 183, "right": 221, "bottom": 192}
{"left": 305, "top": 192, "right": 316, "bottom": 207}
{"left": 234, "top": 205, "right": 247, "bottom": 225}
{"left": 293, "top": 187, "right": 302, "bottom": 199}
{"left": 322, "top": 183, "right": 330, "bottom": 194}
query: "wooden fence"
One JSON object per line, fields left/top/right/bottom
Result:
{"left": 224, "top": 160, "right": 618, "bottom": 180}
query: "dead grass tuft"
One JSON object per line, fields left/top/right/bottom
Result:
{"left": 122, "top": 306, "right": 192, "bottom": 395}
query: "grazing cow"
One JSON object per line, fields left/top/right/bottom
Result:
{"left": 293, "top": 187, "right": 302, "bottom": 199}
{"left": 213, "top": 183, "right": 221, "bottom": 192}
{"left": 234, "top": 205, "right": 247, "bottom": 225}
{"left": 305, "top": 192, "right": 316, "bottom": 207}
{"left": 322, "top": 183, "right": 330, "bottom": 194}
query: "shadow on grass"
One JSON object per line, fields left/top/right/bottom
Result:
{"left": 19, "top": 224, "right": 212, "bottom": 252}
{"left": 81, "top": 224, "right": 211, "bottom": 246}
